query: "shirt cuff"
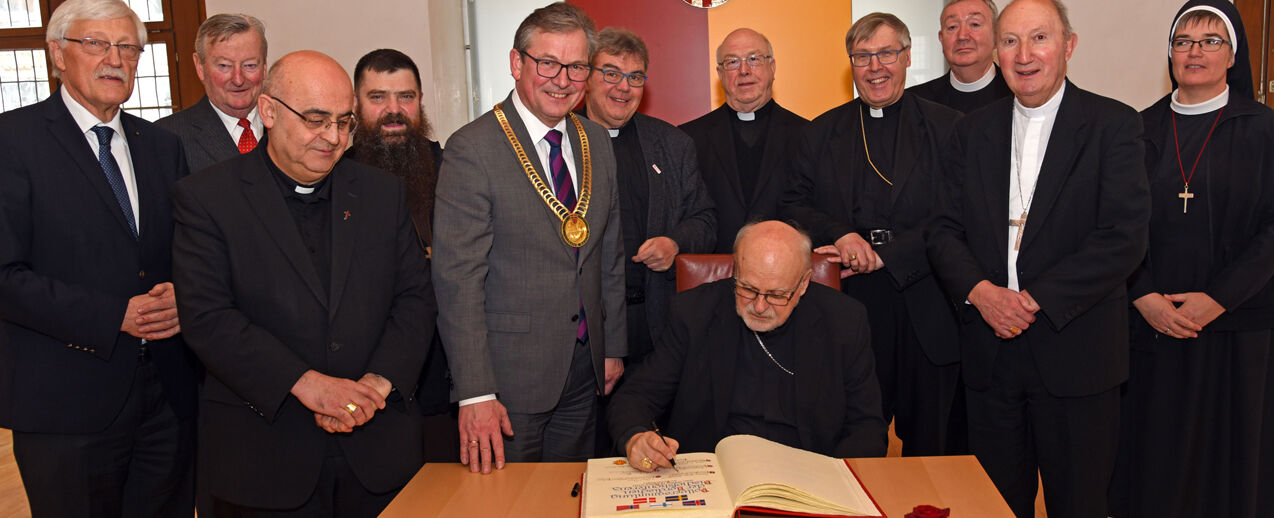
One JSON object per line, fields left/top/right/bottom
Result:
{"left": 459, "top": 394, "right": 497, "bottom": 407}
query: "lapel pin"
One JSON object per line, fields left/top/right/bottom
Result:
{"left": 343, "top": 210, "right": 351, "bottom": 221}
{"left": 652, "top": 164, "right": 662, "bottom": 175}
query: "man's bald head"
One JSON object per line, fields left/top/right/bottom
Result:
{"left": 259, "top": 50, "right": 356, "bottom": 185}
{"left": 732, "top": 221, "right": 813, "bottom": 332}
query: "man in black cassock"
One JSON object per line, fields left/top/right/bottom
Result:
{"left": 1110, "top": 2, "right": 1274, "bottom": 516}
{"left": 909, "top": 0, "right": 1012, "bottom": 114}
{"left": 780, "top": 13, "right": 961, "bottom": 457}
{"left": 679, "top": 28, "right": 808, "bottom": 253}
{"left": 926, "top": 0, "right": 1149, "bottom": 516}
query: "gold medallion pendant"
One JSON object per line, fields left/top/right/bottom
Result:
{"left": 561, "top": 213, "right": 590, "bottom": 247}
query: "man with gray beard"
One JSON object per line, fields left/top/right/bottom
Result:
{"left": 347, "top": 49, "right": 456, "bottom": 462}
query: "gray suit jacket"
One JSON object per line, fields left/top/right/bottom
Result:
{"left": 155, "top": 96, "right": 240, "bottom": 174}
{"left": 433, "top": 93, "right": 627, "bottom": 414}
{"left": 629, "top": 113, "right": 716, "bottom": 342}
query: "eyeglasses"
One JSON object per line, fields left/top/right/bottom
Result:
{"left": 61, "top": 37, "right": 144, "bottom": 60}
{"left": 718, "top": 54, "right": 772, "bottom": 71}
{"left": 518, "top": 49, "right": 592, "bottom": 82}
{"left": 733, "top": 275, "right": 806, "bottom": 307}
{"left": 1171, "top": 38, "right": 1229, "bottom": 53}
{"left": 595, "top": 68, "right": 648, "bottom": 88}
{"left": 849, "top": 47, "right": 909, "bottom": 67}
{"left": 269, "top": 96, "right": 357, "bottom": 134}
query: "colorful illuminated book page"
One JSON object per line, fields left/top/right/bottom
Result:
{"left": 581, "top": 435, "right": 882, "bottom": 518}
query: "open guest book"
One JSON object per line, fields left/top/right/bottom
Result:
{"left": 581, "top": 435, "right": 884, "bottom": 517}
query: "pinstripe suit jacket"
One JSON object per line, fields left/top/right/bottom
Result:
{"left": 155, "top": 96, "right": 240, "bottom": 174}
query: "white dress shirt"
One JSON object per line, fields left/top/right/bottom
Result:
{"left": 1007, "top": 82, "right": 1066, "bottom": 291}
{"left": 62, "top": 87, "right": 139, "bottom": 233}
{"left": 510, "top": 89, "right": 579, "bottom": 198}
{"left": 209, "top": 102, "right": 263, "bottom": 145}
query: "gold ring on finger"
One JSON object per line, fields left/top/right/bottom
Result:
{"left": 640, "top": 457, "right": 654, "bottom": 470}
{"left": 345, "top": 403, "right": 358, "bottom": 414}
{"left": 848, "top": 253, "right": 857, "bottom": 262}
{"left": 1009, "top": 326, "right": 1020, "bottom": 334}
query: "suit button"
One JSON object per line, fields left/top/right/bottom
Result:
{"left": 579, "top": 268, "right": 584, "bottom": 275}
{"left": 571, "top": 314, "right": 579, "bottom": 322}
{"left": 138, "top": 270, "right": 146, "bottom": 279}
{"left": 330, "top": 342, "right": 342, "bottom": 352}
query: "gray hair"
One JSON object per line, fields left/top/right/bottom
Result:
{"left": 593, "top": 27, "right": 649, "bottom": 69}
{"left": 46, "top": 0, "right": 146, "bottom": 78}
{"left": 942, "top": 0, "right": 999, "bottom": 26}
{"left": 846, "top": 13, "right": 912, "bottom": 53}
{"left": 195, "top": 13, "right": 266, "bottom": 62}
{"left": 513, "top": 2, "right": 598, "bottom": 58}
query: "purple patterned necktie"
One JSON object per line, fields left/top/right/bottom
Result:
{"left": 545, "top": 129, "right": 588, "bottom": 344}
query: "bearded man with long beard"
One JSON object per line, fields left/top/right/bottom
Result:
{"left": 347, "top": 49, "right": 456, "bottom": 463}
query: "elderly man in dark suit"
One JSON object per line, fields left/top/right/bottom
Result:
{"left": 172, "top": 50, "right": 435, "bottom": 516}
{"left": 679, "top": 28, "right": 807, "bottom": 253}
{"left": 433, "top": 2, "right": 627, "bottom": 475}
{"left": 0, "top": 0, "right": 197, "bottom": 515}
{"left": 610, "top": 221, "right": 886, "bottom": 471}
{"left": 927, "top": 0, "right": 1149, "bottom": 516}
{"left": 156, "top": 13, "right": 266, "bottom": 173}
{"left": 782, "top": 13, "right": 962, "bottom": 458}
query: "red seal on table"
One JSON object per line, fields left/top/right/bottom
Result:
{"left": 905, "top": 505, "right": 951, "bottom": 518}
{"left": 683, "top": 0, "right": 728, "bottom": 7}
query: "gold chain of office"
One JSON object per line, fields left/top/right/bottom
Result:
{"left": 493, "top": 103, "right": 593, "bottom": 248}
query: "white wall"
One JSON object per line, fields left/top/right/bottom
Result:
{"left": 1060, "top": 0, "right": 1183, "bottom": 110}
{"left": 468, "top": 0, "right": 545, "bottom": 116}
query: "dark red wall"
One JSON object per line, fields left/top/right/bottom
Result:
{"left": 570, "top": 0, "right": 712, "bottom": 126}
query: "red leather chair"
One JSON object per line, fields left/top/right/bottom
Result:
{"left": 674, "top": 253, "right": 842, "bottom": 292}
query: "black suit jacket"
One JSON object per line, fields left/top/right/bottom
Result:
{"left": 680, "top": 103, "right": 807, "bottom": 253}
{"left": 155, "top": 96, "right": 241, "bottom": 174}
{"left": 782, "top": 93, "right": 961, "bottom": 365}
{"left": 608, "top": 280, "right": 887, "bottom": 458}
{"left": 0, "top": 90, "right": 197, "bottom": 433}
{"left": 927, "top": 82, "right": 1150, "bottom": 397}
{"left": 629, "top": 113, "right": 717, "bottom": 340}
{"left": 172, "top": 148, "right": 436, "bottom": 508}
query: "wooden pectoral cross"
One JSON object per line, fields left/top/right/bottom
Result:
{"left": 1179, "top": 184, "right": 1194, "bottom": 213}
{"left": 1009, "top": 211, "right": 1027, "bottom": 251}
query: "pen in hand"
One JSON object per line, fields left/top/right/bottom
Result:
{"left": 652, "top": 421, "right": 678, "bottom": 471}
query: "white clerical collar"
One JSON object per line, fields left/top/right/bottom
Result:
{"left": 294, "top": 184, "right": 315, "bottom": 194}
{"left": 736, "top": 111, "right": 756, "bottom": 121}
{"left": 951, "top": 65, "right": 996, "bottom": 93}
{"left": 1171, "top": 86, "right": 1229, "bottom": 115}
{"left": 607, "top": 128, "right": 620, "bottom": 138}
{"left": 1014, "top": 81, "right": 1066, "bottom": 119}
{"left": 869, "top": 106, "right": 884, "bottom": 118}
{"left": 510, "top": 89, "right": 567, "bottom": 142}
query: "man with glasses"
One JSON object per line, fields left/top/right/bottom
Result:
{"left": 782, "top": 13, "right": 962, "bottom": 458}
{"left": 609, "top": 220, "right": 886, "bottom": 470}
{"left": 171, "top": 50, "right": 436, "bottom": 516}
{"left": 909, "top": 0, "right": 1012, "bottom": 114}
{"left": 156, "top": 13, "right": 268, "bottom": 174}
{"left": 433, "top": 2, "right": 626, "bottom": 473}
{"left": 0, "top": 0, "right": 197, "bottom": 515}
{"left": 680, "top": 28, "right": 808, "bottom": 254}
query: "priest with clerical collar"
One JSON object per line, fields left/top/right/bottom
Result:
{"left": 909, "top": 0, "right": 1013, "bottom": 113}
{"left": 1112, "top": 1, "right": 1274, "bottom": 516}
{"left": 781, "top": 13, "right": 962, "bottom": 459}
{"left": 927, "top": 0, "right": 1150, "bottom": 515}
{"left": 680, "top": 28, "right": 808, "bottom": 254}
{"left": 609, "top": 221, "right": 886, "bottom": 472}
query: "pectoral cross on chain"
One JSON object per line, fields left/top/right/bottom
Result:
{"left": 1179, "top": 184, "right": 1194, "bottom": 213}
{"left": 1009, "top": 211, "right": 1028, "bottom": 251}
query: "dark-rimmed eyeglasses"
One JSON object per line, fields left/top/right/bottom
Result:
{"left": 518, "top": 49, "right": 591, "bottom": 82}
{"left": 595, "top": 68, "right": 648, "bottom": 88}
{"left": 1171, "top": 38, "right": 1229, "bottom": 53}
{"left": 733, "top": 275, "right": 806, "bottom": 307}
{"left": 849, "top": 47, "right": 909, "bottom": 67}
{"left": 269, "top": 95, "right": 356, "bottom": 134}
{"left": 718, "top": 54, "right": 772, "bottom": 71}
{"left": 62, "top": 37, "right": 144, "bottom": 60}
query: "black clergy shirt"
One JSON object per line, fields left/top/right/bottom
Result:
{"left": 268, "top": 157, "right": 333, "bottom": 297}
{"left": 727, "top": 318, "right": 800, "bottom": 449}
{"left": 610, "top": 117, "right": 650, "bottom": 300}
{"left": 854, "top": 102, "right": 900, "bottom": 231}
{"left": 728, "top": 100, "right": 775, "bottom": 201}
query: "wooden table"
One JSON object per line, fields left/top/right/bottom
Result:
{"left": 382, "top": 455, "right": 1013, "bottom": 517}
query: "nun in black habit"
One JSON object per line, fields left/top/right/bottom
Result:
{"left": 1112, "top": 1, "right": 1274, "bottom": 516}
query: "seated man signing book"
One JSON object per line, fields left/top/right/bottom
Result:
{"left": 608, "top": 220, "right": 887, "bottom": 469}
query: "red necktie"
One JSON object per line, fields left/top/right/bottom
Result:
{"left": 237, "top": 118, "right": 257, "bottom": 154}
